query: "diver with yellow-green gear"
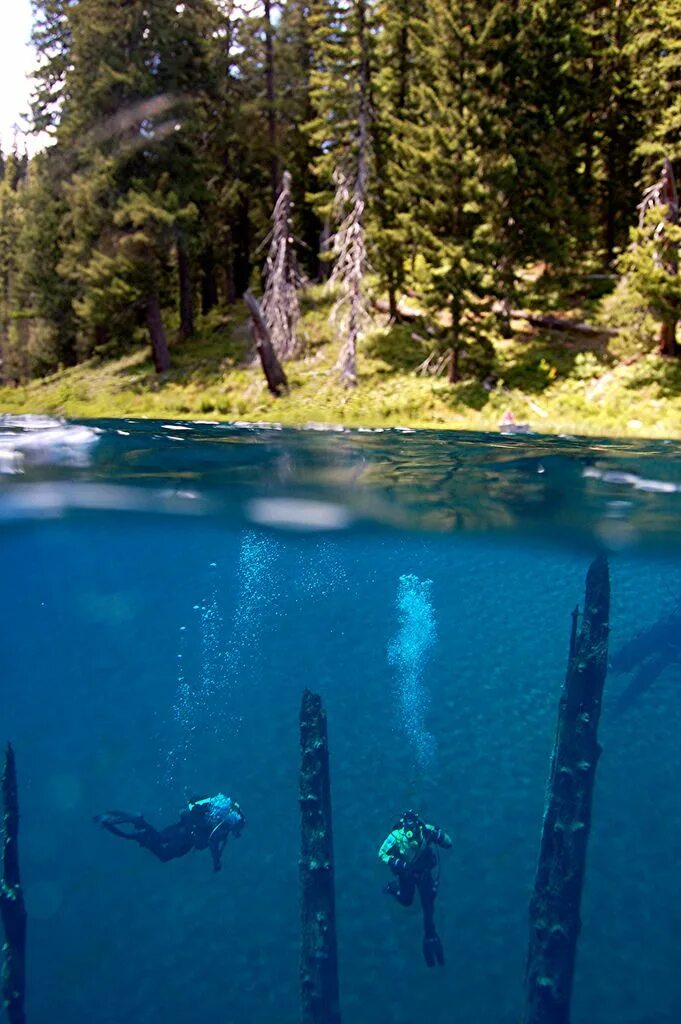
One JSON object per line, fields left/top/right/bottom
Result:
{"left": 378, "top": 808, "right": 452, "bottom": 967}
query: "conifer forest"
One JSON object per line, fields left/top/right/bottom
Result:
{"left": 0, "top": 0, "right": 679, "bottom": 403}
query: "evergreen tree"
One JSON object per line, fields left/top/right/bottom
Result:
{"left": 397, "top": 0, "right": 490, "bottom": 382}
{"left": 15, "top": 149, "right": 79, "bottom": 373}
{"left": 276, "top": 0, "right": 323, "bottom": 275}
{"left": 30, "top": 0, "right": 76, "bottom": 136}
{"left": 371, "top": 0, "right": 418, "bottom": 319}
{"left": 0, "top": 162, "right": 22, "bottom": 381}
{"left": 627, "top": 0, "right": 681, "bottom": 172}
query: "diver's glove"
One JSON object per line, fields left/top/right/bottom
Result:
{"left": 389, "top": 856, "right": 409, "bottom": 876}
{"left": 431, "top": 828, "right": 452, "bottom": 849}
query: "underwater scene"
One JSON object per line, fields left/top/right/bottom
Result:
{"left": 2, "top": 415, "right": 681, "bottom": 1024}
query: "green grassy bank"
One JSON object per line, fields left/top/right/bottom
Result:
{"left": 1, "top": 287, "right": 680, "bottom": 438}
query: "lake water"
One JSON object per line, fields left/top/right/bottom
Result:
{"left": 1, "top": 415, "right": 680, "bottom": 1024}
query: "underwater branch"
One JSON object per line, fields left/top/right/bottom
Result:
{"left": 523, "top": 556, "right": 610, "bottom": 1024}
{"left": 1, "top": 743, "right": 27, "bottom": 1024}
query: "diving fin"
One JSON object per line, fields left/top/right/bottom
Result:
{"left": 94, "top": 810, "right": 145, "bottom": 828}
{"left": 423, "top": 933, "right": 445, "bottom": 968}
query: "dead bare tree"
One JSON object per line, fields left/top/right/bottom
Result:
{"left": 327, "top": 0, "right": 371, "bottom": 389}
{"left": 328, "top": 169, "right": 367, "bottom": 387}
{"left": 262, "top": 170, "right": 300, "bottom": 360}
{"left": 637, "top": 158, "right": 679, "bottom": 356}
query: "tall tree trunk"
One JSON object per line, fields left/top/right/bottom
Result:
{"left": 264, "top": 0, "right": 278, "bottom": 205}
{"left": 388, "top": 286, "right": 399, "bottom": 321}
{"left": 448, "top": 297, "right": 461, "bottom": 383}
{"left": 523, "top": 556, "right": 610, "bottom": 1024}
{"left": 234, "top": 197, "right": 252, "bottom": 298}
{"left": 200, "top": 246, "right": 219, "bottom": 314}
{"left": 177, "top": 237, "right": 194, "bottom": 339}
{"left": 336, "top": 0, "right": 369, "bottom": 388}
{"left": 658, "top": 321, "right": 678, "bottom": 357}
{"left": 299, "top": 689, "right": 341, "bottom": 1024}
{"left": 1, "top": 744, "right": 27, "bottom": 1024}
{"left": 319, "top": 223, "right": 331, "bottom": 282}
{"left": 94, "top": 324, "right": 110, "bottom": 349}
{"left": 146, "top": 292, "right": 171, "bottom": 373}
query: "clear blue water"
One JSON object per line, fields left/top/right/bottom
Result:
{"left": 1, "top": 416, "right": 681, "bottom": 1024}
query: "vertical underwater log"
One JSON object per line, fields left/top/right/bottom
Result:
{"left": 1, "top": 744, "right": 27, "bottom": 1024}
{"left": 299, "top": 690, "right": 341, "bottom": 1024}
{"left": 524, "top": 555, "right": 610, "bottom": 1024}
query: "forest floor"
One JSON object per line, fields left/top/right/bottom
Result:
{"left": 2, "top": 280, "right": 681, "bottom": 438}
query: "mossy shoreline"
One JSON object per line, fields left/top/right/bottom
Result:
{"left": 1, "top": 288, "right": 680, "bottom": 439}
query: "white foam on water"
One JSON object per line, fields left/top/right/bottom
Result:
{"left": 247, "top": 497, "right": 352, "bottom": 531}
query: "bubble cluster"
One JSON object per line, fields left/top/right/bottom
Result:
{"left": 166, "top": 621, "right": 192, "bottom": 783}
{"left": 388, "top": 574, "right": 438, "bottom": 770}
{"left": 232, "top": 532, "right": 281, "bottom": 634}
{"left": 199, "top": 563, "right": 222, "bottom": 698}
{"left": 164, "top": 533, "right": 281, "bottom": 784}
{"left": 297, "top": 541, "right": 347, "bottom": 598}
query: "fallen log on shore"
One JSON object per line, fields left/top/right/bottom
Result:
{"left": 511, "top": 310, "right": 618, "bottom": 337}
{"left": 243, "top": 290, "right": 289, "bottom": 396}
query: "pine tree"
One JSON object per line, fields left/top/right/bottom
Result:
{"left": 30, "top": 0, "right": 76, "bottom": 136}
{"left": 0, "top": 162, "right": 22, "bottom": 381}
{"left": 276, "top": 0, "right": 323, "bottom": 275}
{"left": 627, "top": 0, "right": 681, "bottom": 172}
{"left": 397, "top": 0, "right": 491, "bottom": 382}
{"left": 371, "top": 0, "right": 418, "bottom": 319}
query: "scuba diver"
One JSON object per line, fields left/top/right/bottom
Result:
{"left": 379, "top": 808, "right": 452, "bottom": 967}
{"left": 94, "top": 793, "right": 245, "bottom": 872}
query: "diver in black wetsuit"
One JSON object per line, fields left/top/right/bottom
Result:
{"left": 94, "top": 794, "right": 245, "bottom": 872}
{"left": 378, "top": 809, "right": 452, "bottom": 967}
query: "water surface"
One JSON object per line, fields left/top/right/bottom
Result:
{"left": 1, "top": 416, "right": 680, "bottom": 1024}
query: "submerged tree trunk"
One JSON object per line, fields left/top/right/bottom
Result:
{"left": 243, "top": 289, "right": 288, "bottom": 396}
{"left": 1, "top": 743, "right": 27, "bottom": 1024}
{"left": 146, "top": 292, "right": 171, "bottom": 373}
{"left": 523, "top": 555, "right": 610, "bottom": 1024}
{"left": 177, "top": 237, "right": 194, "bottom": 339}
{"left": 299, "top": 689, "right": 341, "bottom": 1024}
